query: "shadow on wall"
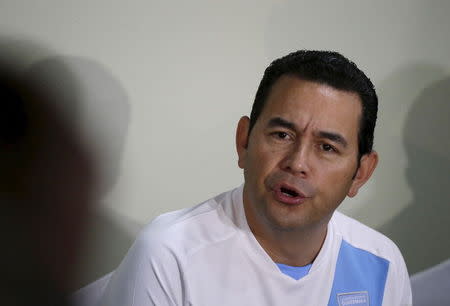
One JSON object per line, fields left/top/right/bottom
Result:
{"left": 378, "top": 72, "right": 450, "bottom": 274}
{"left": 75, "top": 207, "right": 141, "bottom": 289}
{"left": 23, "top": 56, "right": 141, "bottom": 289}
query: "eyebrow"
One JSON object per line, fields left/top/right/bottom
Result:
{"left": 267, "top": 117, "right": 348, "bottom": 148}
{"left": 267, "top": 117, "right": 297, "bottom": 130}
{"left": 317, "top": 131, "right": 348, "bottom": 148}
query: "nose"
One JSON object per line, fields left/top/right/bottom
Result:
{"left": 280, "top": 143, "right": 311, "bottom": 177}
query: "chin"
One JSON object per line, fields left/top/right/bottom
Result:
{"left": 264, "top": 211, "right": 311, "bottom": 232}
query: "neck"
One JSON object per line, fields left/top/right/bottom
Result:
{"left": 255, "top": 223, "right": 327, "bottom": 267}
{"left": 244, "top": 200, "right": 329, "bottom": 267}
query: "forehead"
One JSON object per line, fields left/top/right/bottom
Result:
{"left": 258, "top": 76, "right": 362, "bottom": 140}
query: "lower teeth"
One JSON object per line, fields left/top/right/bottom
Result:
{"left": 282, "top": 192, "right": 293, "bottom": 197}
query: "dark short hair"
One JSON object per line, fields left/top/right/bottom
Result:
{"left": 250, "top": 50, "right": 378, "bottom": 158}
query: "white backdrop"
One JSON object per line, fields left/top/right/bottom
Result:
{"left": 1, "top": 0, "right": 449, "bottom": 287}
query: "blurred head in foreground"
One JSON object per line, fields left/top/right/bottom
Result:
{"left": 0, "top": 70, "right": 97, "bottom": 305}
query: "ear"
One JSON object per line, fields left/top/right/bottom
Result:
{"left": 348, "top": 151, "right": 378, "bottom": 197}
{"left": 236, "top": 116, "right": 250, "bottom": 169}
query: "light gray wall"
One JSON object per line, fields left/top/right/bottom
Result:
{"left": 1, "top": 0, "right": 449, "bottom": 288}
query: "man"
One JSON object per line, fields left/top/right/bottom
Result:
{"left": 101, "top": 50, "right": 412, "bottom": 305}
{"left": 0, "top": 68, "right": 96, "bottom": 305}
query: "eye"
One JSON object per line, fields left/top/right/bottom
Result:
{"left": 269, "top": 131, "right": 293, "bottom": 143}
{"left": 320, "top": 143, "right": 337, "bottom": 152}
{"left": 275, "top": 131, "right": 289, "bottom": 139}
{"left": 268, "top": 130, "right": 295, "bottom": 143}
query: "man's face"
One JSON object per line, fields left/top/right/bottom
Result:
{"left": 236, "top": 76, "right": 377, "bottom": 232}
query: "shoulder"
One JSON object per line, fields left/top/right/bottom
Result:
{"left": 330, "top": 211, "right": 412, "bottom": 305}
{"left": 331, "top": 210, "right": 404, "bottom": 262}
{"left": 101, "top": 187, "right": 244, "bottom": 305}
{"left": 133, "top": 188, "right": 240, "bottom": 260}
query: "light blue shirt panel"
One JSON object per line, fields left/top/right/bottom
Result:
{"left": 276, "top": 263, "right": 312, "bottom": 280}
{"left": 327, "top": 239, "right": 389, "bottom": 306}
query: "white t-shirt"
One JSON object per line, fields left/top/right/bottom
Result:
{"left": 100, "top": 186, "right": 412, "bottom": 306}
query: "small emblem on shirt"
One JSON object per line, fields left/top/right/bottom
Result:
{"left": 337, "top": 291, "right": 369, "bottom": 306}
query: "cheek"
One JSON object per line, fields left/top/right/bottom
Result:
{"left": 315, "top": 162, "right": 356, "bottom": 193}
{"left": 250, "top": 148, "right": 281, "bottom": 176}
{"left": 317, "top": 155, "right": 357, "bottom": 177}
{"left": 244, "top": 147, "right": 279, "bottom": 192}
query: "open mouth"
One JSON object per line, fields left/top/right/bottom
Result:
{"left": 280, "top": 187, "right": 299, "bottom": 198}
{"left": 273, "top": 183, "right": 307, "bottom": 205}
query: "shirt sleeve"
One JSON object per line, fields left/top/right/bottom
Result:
{"left": 382, "top": 245, "right": 412, "bottom": 306}
{"left": 398, "top": 256, "right": 412, "bottom": 306}
{"left": 100, "top": 233, "right": 186, "bottom": 306}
